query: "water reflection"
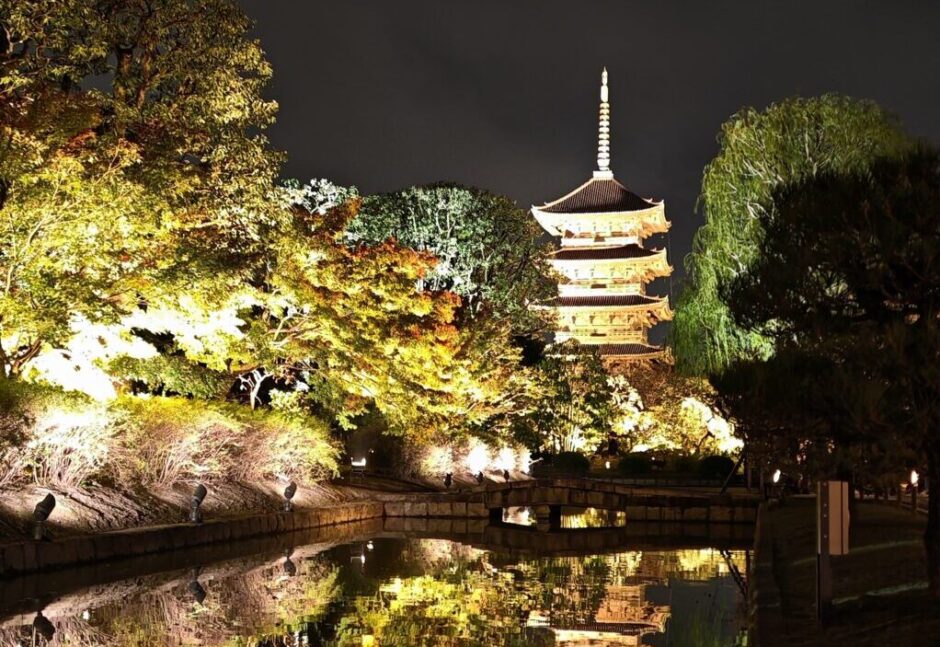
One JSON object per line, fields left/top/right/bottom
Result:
{"left": 0, "top": 516, "right": 747, "bottom": 646}
{"left": 503, "top": 506, "right": 628, "bottom": 529}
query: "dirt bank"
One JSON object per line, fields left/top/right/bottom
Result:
{"left": 0, "top": 479, "right": 377, "bottom": 544}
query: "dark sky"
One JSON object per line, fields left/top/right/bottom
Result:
{"left": 239, "top": 0, "right": 940, "bottom": 283}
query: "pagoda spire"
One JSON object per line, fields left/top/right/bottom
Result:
{"left": 594, "top": 67, "right": 613, "bottom": 179}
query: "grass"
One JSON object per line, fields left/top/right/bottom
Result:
{"left": 763, "top": 497, "right": 940, "bottom": 646}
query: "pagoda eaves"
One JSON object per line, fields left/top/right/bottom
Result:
{"left": 531, "top": 68, "right": 673, "bottom": 363}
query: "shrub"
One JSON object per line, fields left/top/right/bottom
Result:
{"left": 552, "top": 451, "right": 590, "bottom": 475}
{"left": 667, "top": 454, "right": 700, "bottom": 474}
{"left": 113, "top": 397, "right": 339, "bottom": 487}
{"left": 0, "top": 378, "right": 114, "bottom": 489}
{"left": 617, "top": 452, "right": 653, "bottom": 476}
{"left": 698, "top": 455, "right": 736, "bottom": 480}
{"left": 0, "top": 379, "right": 340, "bottom": 491}
{"left": 239, "top": 409, "right": 339, "bottom": 483}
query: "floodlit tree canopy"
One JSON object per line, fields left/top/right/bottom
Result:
{"left": 350, "top": 183, "right": 555, "bottom": 333}
{"left": 0, "top": 0, "right": 281, "bottom": 376}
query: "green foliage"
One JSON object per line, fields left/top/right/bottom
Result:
{"left": 0, "top": 3, "right": 551, "bottom": 460}
{"left": 609, "top": 368, "right": 741, "bottom": 455}
{"left": 719, "top": 147, "right": 940, "bottom": 591}
{"left": 722, "top": 149, "right": 940, "bottom": 466}
{"left": 251, "top": 185, "right": 536, "bottom": 441}
{"left": 0, "top": 0, "right": 281, "bottom": 377}
{"left": 516, "top": 342, "right": 614, "bottom": 454}
{"left": 551, "top": 451, "right": 591, "bottom": 475}
{"left": 672, "top": 95, "right": 912, "bottom": 376}
{"left": 617, "top": 452, "right": 653, "bottom": 476}
{"left": 350, "top": 183, "right": 554, "bottom": 332}
{"left": 108, "top": 354, "right": 230, "bottom": 399}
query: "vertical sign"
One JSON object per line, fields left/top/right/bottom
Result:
{"left": 819, "top": 480, "right": 850, "bottom": 555}
{"left": 817, "top": 480, "right": 850, "bottom": 623}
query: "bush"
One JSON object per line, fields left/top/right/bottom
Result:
{"left": 0, "top": 378, "right": 340, "bottom": 490}
{"left": 698, "top": 454, "right": 736, "bottom": 480}
{"left": 617, "top": 452, "right": 653, "bottom": 476}
{"left": 114, "top": 397, "right": 339, "bottom": 486}
{"left": 667, "top": 454, "right": 700, "bottom": 474}
{"left": 0, "top": 378, "right": 113, "bottom": 489}
{"left": 552, "top": 451, "right": 590, "bottom": 475}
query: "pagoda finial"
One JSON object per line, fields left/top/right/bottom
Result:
{"left": 594, "top": 67, "right": 613, "bottom": 179}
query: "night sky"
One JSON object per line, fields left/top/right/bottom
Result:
{"left": 240, "top": 1, "right": 940, "bottom": 285}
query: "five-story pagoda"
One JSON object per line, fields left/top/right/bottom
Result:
{"left": 532, "top": 69, "right": 672, "bottom": 362}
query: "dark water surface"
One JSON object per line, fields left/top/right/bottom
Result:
{"left": 0, "top": 509, "right": 749, "bottom": 646}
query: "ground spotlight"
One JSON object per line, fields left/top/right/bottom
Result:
{"left": 188, "top": 568, "right": 207, "bottom": 604}
{"left": 283, "top": 549, "right": 297, "bottom": 576}
{"left": 190, "top": 484, "right": 208, "bottom": 524}
{"left": 283, "top": 480, "right": 297, "bottom": 512}
{"left": 32, "top": 493, "right": 56, "bottom": 541}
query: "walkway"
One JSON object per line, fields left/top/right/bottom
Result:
{"left": 752, "top": 498, "right": 938, "bottom": 646}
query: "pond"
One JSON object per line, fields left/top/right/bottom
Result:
{"left": 0, "top": 510, "right": 749, "bottom": 646}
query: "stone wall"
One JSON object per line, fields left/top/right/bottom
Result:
{"left": 0, "top": 501, "right": 384, "bottom": 578}
{"left": 384, "top": 478, "right": 759, "bottom": 524}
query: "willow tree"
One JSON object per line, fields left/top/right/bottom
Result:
{"left": 671, "top": 95, "right": 911, "bottom": 376}
{"left": 0, "top": 0, "right": 280, "bottom": 377}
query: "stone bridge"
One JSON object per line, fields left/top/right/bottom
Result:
{"left": 384, "top": 477, "right": 759, "bottom": 528}
{"left": 382, "top": 517, "right": 753, "bottom": 557}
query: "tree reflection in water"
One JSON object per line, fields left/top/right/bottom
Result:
{"left": 0, "top": 535, "right": 746, "bottom": 646}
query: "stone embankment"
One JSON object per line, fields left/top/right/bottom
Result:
{"left": 0, "top": 477, "right": 757, "bottom": 578}
{"left": 0, "top": 501, "right": 383, "bottom": 578}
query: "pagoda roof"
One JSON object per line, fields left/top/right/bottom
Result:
{"left": 553, "top": 294, "right": 664, "bottom": 308}
{"left": 550, "top": 244, "right": 659, "bottom": 261}
{"left": 535, "top": 177, "right": 660, "bottom": 214}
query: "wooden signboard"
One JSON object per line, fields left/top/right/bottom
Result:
{"left": 818, "top": 480, "right": 850, "bottom": 556}
{"left": 817, "top": 480, "right": 850, "bottom": 623}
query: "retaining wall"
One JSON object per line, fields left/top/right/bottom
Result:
{"left": 384, "top": 478, "right": 759, "bottom": 524}
{"left": 0, "top": 501, "right": 384, "bottom": 578}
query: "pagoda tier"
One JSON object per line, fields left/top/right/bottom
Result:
{"left": 548, "top": 244, "right": 672, "bottom": 291}
{"left": 530, "top": 69, "right": 673, "bottom": 362}
{"left": 532, "top": 177, "right": 670, "bottom": 243}
{"left": 550, "top": 293, "right": 672, "bottom": 346}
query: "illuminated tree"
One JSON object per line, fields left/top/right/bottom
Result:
{"left": 232, "top": 184, "right": 539, "bottom": 441}
{"left": 671, "top": 95, "right": 911, "bottom": 376}
{"left": 610, "top": 369, "right": 740, "bottom": 456}
{"left": 724, "top": 148, "right": 940, "bottom": 595}
{"left": 516, "top": 343, "right": 614, "bottom": 454}
{"left": 0, "top": 0, "right": 280, "bottom": 377}
{"left": 350, "top": 183, "right": 555, "bottom": 332}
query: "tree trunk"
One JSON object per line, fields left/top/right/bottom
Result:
{"left": 927, "top": 448, "right": 940, "bottom": 596}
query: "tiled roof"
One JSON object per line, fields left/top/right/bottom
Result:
{"left": 536, "top": 177, "right": 659, "bottom": 214}
{"left": 598, "top": 343, "right": 664, "bottom": 356}
{"left": 550, "top": 244, "right": 658, "bottom": 261}
{"left": 554, "top": 294, "right": 664, "bottom": 308}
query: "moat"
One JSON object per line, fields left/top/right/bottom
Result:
{"left": 0, "top": 509, "right": 749, "bottom": 646}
